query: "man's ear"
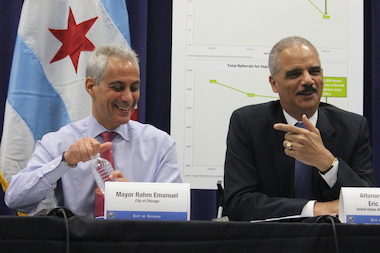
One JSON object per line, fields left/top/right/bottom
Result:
{"left": 85, "top": 77, "right": 95, "bottom": 95}
{"left": 269, "top": 75, "right": 278, "bottom": 93}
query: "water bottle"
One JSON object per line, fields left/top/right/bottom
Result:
{"left": 91, "top": 153, "right": 115, "bottom": 194}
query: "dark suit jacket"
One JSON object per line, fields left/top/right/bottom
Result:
{"left": 224, "top": 100, "right": 375, "bottom": 221}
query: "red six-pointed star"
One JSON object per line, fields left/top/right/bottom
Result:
{"left": 49, "top": 7, "right": 98, "bottom": 73}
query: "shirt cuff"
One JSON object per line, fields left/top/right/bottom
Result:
{"left": 45, "top": 155, "right": 72, "bottom": 182}
{"left": 319, "top": 158, "right": 339, "bottom": 187}
{"left": 301, "top": 200, "right": 316, "bottom": 216}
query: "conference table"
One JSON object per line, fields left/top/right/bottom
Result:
{"left": 0, "top": 215, "right": 379, "bottom": 253}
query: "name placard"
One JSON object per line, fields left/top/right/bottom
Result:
{"left": 339, "top": 187, "right": 380, "bottom": 224}
{"left": 104, "top": 182, "right": 190, "bottom": 221}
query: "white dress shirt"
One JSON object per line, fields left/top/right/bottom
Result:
{"left": 282, "top": 110, "right": 339, "bottom": 216}
{"left": 5, "top": 114, "right": 182, "bottom": 216}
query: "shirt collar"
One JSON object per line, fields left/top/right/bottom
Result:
{"left": 87, "top": 114, "right": 130, "bottom": 141}
{"left": 282, "top": 109, "right": 318, "bottom": 127}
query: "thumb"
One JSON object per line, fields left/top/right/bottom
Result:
{"left": 99, "top": 142, "right": 112, "bottom": 153}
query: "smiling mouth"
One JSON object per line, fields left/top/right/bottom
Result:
{"left": 114, "top": 104, "right": 130, "bottom": 111}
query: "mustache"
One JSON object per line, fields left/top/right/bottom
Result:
{"left": 296, "top": 85, "right": 317, "bottom": 95}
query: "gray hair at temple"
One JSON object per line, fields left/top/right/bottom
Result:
{"left": 268, "top": 36, "right": 320, "bottom": 76}
{"left": 86, "top": 43, "right": 139, "bottom": 85}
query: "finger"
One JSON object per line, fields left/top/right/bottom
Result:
{"left": 273, "top": 123, "right": 292, "bottom": 132}
{"left": 274, "top": 123, "right": 303, "bottom": 134}
{"left": 75, "top": 138, "right": 101, "bottom": 162}
{"left": 284, "top": 140, "right": 293, "bottom": 150}
{"left": 302, "top": 114, "right": 317, "bottom": 133}
{"left": 100, "top": 142, "right": 112, "bottom": 154}
{"left": 65, "top": 145, "right": 81, "bottom": 165}
{"left": 110, "top": 170, "right": 130, "bottom": 182}
{"left": 92, "top": 140, "right": 102, "bottom": 155}
{"left": 284, "top": 131, "right": 296, "bottom": 140}
{"left": 110, "top": 170, "right": 122, "bottom": 179}
{"left": 83, "top": 139, "right": 98, "bottom": 159}
{"left": 86, "top": 138, "right": 101, "bottom": 157}
{"left": 77, "top": 141, "right": 91, "bottom": 162}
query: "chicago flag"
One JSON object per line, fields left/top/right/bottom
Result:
{"left": 0, "top": 0, "right": 132, "bottom": 185}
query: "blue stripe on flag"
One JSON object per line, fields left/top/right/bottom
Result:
{"left": 7, "top": 35, "right": 71, "bottom": 141}
{"left": 100, "top": 0, "right": 131, "bottom": 45}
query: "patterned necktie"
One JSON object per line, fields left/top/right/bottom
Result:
{"left": 294, "top": 122, "right": 315, "bottom": 199}
{"left": 94, "top": 131, "right": 118, "bottom": 218}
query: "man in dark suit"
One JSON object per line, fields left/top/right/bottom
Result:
{"left": 224, "top": 36, "right": 375, "bottom": 221}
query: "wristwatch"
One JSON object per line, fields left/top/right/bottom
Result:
{"left": 320, "top": 157, "right": 337, "bottom": 175}
{"left": 61, "top": 151, "right": 77, "bottom": 168}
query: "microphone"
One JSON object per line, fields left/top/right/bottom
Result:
{"left": 217, "top": 180, "right": 225, "bottom": 219}
{"left": 35, "top": 206, "right": 75, "bottom": 218}
{"left": 48, "top": 207, "right": 75, "bottom": 218}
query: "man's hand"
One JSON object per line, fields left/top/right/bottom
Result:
{"left": 314, "top": 200, "right": 339, "bottom": 216}
{"left": 273, "top": 114, "right": 335, "bottom": 172}
{"left": 110, "top": 170, "right": 130, "bottom": 182}
{"left": 63, "top": 137, "right": 112, "bottom": 166}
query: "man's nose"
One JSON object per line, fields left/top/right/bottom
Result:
{"left": 121, "top": 88, "right": 133, "bottom": 101}
{"left": 301, "top": 71, "right": 314, "bottom": 84}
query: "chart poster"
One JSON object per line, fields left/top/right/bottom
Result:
{"left": 171, "top": 0, "right": 363, "bottom": 189}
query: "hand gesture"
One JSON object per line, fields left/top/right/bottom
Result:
{"left": 63, "top": 138, "right": 112, "bottom": 166}
{"left": 273, "top": 114, "right": 335, "bottom": 172}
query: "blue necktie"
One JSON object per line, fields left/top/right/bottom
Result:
{"left": 294, "top": 122, "right": 315, "bottom": 199}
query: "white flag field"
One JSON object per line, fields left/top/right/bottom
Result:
{"left": 0, "top": 0, "right": 131, "bottom": 185}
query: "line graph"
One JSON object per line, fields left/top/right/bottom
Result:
{"left": 210, "top": 80, "right": 278, "bottom": 99}
{"left": 190, "top": 0, "right": 345, "bottom": 49}
{"left": 309, "top": 0, "right": 330, "bottom": 19}
{"left": 172, "top": 0, "right": 362, "bottom": 189}
{"left": 210, "top": 76, "right": 346, "bottom": 99}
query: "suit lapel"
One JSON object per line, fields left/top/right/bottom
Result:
{"left": 316, "top": 107, "right": 337, "bottom": 155}
{"left": 270, "top": 107, "right": 295, "bottom": 196}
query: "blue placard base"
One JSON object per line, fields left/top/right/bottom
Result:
{"left": 346, "top": 215, "right": 380, "bottom": 224}
{"left": 106, "top": 210, "right": 188, "bottom": 220}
